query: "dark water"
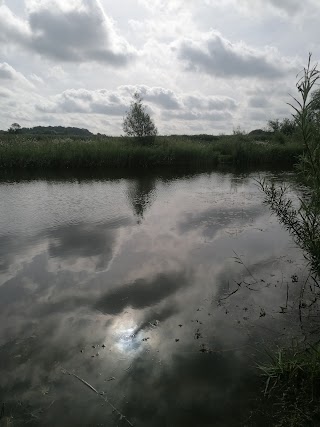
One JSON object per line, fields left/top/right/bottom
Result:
{"left": 0, "top": 169, "right": 307, "bottom": 426}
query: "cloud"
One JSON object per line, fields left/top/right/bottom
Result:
{"left": 184, "top": 94, "right": 237, "bottom": 111}
{"left": 248, "top": 96, "right": 271, "bottom": 108}
{"left": 94, "top": 271, "right": 190, "bottom": 315}
{"left": 0, "top": 0, "right": 135, "bottom": 66}
{"left": 36, "top": 85, "right": 238, "bottom": 120}
{"left": 0, "top": 88, "right": 11, "bottom": 98}
{"left": 0, "top": 62, "right": 34, "bottom": 88}
{"left": 0, "top": 4, "right": 30, "bottom": 44}
{"left": 175, "top": 30, "right": 296, "bottom": 79}
{"left": 36, "top": 88, "right": 128, "bottom": 115}
{"left": 162, "top": 110, "right": 233, "bottom": 122}
{"left": 242, "top": 0, "right": 304, "bottom": 16}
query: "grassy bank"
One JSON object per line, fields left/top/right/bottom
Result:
{"left": 258, "top": 344, "right": 320, "bottom": 426}
{"left": 0, "top": 134, "right": 303, "bottom": 169}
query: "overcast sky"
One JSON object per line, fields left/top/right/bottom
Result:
{"left": 0, "top": 0, "right": 319, "bottom": 135}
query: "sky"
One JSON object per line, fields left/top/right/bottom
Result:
{"left": 0, "top": 0, "right": 319, "bottom": 135}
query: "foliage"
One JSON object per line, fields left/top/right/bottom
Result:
{"left": 258, "top": 344, "right": 320, "bottom": 426}
{"left": 15, "top": 125, "right": 93, "bottom": 137}
{"left": 8, "top": 123, "right": 21, "bottom": 134}
{"left": 258, "top": 51, "right": 320, "bottom": 427}
{"left": 123, "top": 92, "right": 158, "bottom": 143}
{"left": 0, "top": 134, "right": 302, "bottom": 170}
{"left": 261, "top": 54, "right": 320, "bottom": 277}
{"left": 267, "top": 118, "right": 297, "bottom": 137}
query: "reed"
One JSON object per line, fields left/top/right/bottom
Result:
{"left": 0, "top": 134, "right": 302, "bottom": 169}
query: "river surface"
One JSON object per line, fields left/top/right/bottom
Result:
{"left": 0, "top": 169, "right": 307, "bottom": 426}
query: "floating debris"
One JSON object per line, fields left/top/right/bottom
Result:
{"left": 178, "top": 324, "right": 183, "bottom": 327}
{"left": 259, "top": 308, "right": 266, "bottom": 318}
{"left": 194, "top": 329, "right": 202, "bottom": 340}
{"left": 199, "top": 344, "right": 212, "bottom": 354}
{"left": 149, "top": 320, "right": 160, "bottom": 328}
{"left": 175, "top": 339, "right": 179, "bottom": 342}
{"left": 107, "top": 377, "right": 116, "bottom": 381}
{"left": 102, "top": 344, "right": 106, "bottom": 348}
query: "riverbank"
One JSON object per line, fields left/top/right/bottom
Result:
{"left": 0, "top": 134, "right": 303, "bottom": 169}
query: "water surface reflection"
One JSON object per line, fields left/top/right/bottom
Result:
{"left": 0, "top": 169, "right": 306, "bottom": 426}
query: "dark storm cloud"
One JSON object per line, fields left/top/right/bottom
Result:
{"left": 176, "top": 31, "right": 293, "bottom": 79}
{"left": 0, "top": 1, "right": 135, "bottom": 66}
{"left": 95, "top": 271, "right": 190, "bottom": 315}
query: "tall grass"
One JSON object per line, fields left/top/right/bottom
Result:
{"left": 258, "top": 344, "right": 320, "bottom": 426}
{"left": 257, "top": 54, "right": 320, "bottom": 426}
{"left": 0, "top": 134, "right": 302, "bottom": 169}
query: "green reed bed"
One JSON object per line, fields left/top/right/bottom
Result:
{"left": 0, "top": 134, "right": 303, "bottom": 169}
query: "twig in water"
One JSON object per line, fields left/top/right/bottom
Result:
{"left": 62, "top": 369, "right": 134, "bottom": 427}
{"left": 233, "top": 251, "right": 259, "bottom": 284}
{"left": 218, "top": 281, "right": 241, "bottom": 302}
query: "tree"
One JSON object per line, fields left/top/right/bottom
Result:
{"left": 8, "top": 123, "right": 21, "bottom": 134}
{"left": 123, "top": 92, "right": 157, "bottom": 142}
{"left": 267, "top": 118, "right": 297, "bottom": 136}
{"left": 310, "top": 88, "right": 320, "bottom": 127}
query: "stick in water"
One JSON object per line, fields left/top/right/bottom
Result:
{"left": 62, "top": 369, "right": 134, "bottom": 427}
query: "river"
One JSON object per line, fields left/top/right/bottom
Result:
{"left": 0, "top": 168, "right": 306, "bottom": 426}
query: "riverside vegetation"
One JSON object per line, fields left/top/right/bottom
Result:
{"left": 253, "top": 54, "right": 320, "bottom": 426}
{"left": 0, "top": 133, "right": 303, "bottom": 170}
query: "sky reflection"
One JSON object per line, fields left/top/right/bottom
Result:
{"left": 0, "top": 169, "right": 307, "bottom": 426}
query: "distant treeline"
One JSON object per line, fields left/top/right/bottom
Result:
{"left": 2, "top": 126, "right": 93, "bottom": 137}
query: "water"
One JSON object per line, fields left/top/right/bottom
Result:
{"left": 0, "top": 169, "right": 307, "bottom": 426}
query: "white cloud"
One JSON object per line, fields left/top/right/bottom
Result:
{"left": 175, "top": 30, "right": 298, "bottom": 79}
{"left": 0, "top": 62, "right": 34, "bottom": 88}
{"left": 0, "top": 0, "right": 135, "bottom": 65}
{"left": 0, "top": 4, "right": 30, "bottom": 44}
{"left": 35, "top": 85, "right": 237, "bottom": 118}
